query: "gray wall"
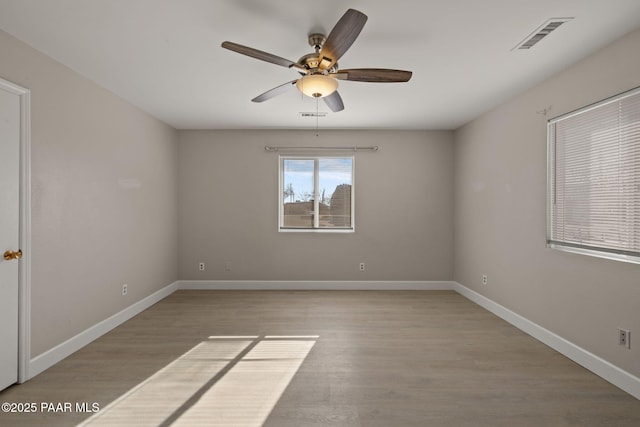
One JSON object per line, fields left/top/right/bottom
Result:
{"left": 178, "top": 130, "right": 454, "bottom": 281}
{"left": 0, "top": 30, "right": 179, "bottom": 357}
{"left": 453, "top": 28, "right": 640, "bottom": 377}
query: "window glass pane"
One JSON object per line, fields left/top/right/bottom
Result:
{"left": 318, "top": 158, "right": 352, "bottom": 228}
{"left": 280, "top": 156, "right": 354, "bottom": 232}
{"left": 282, "top": 159, "right": 314, "bottom": 228}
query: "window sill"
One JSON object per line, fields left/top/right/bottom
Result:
{"left": 547, "top": 242, "right": 640, "bottom": 265}
{"left": 279, "top": 228, "right": 354, "bottom": 233}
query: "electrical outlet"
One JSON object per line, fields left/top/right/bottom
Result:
{"left": 359, "top": 262, "right": 365, "bottom": 271}
{"left": 482, "top": 275, "right": 488, "bottom": 285}
{"left": 199, "top": 262, "right": 205, "bottom": 271}
{"left": 619, "top": 329, "right": 631, "bottom": 349}
{"left": 224, "top": 261, "right": 231, "bottom": 271}
{"left": 122, "top": 284, "right": 128, "bottom": 296}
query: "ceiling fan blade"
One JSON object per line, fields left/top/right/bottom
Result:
{"left": 334, "top": 68, "right": 413, "bottom": 82}
{"left": 252, "top": 80, "right": 298, "bottom": 103}
{"left": 222, "top": 41, "right": 298, "bottom": 69}
{"left": 319, "top": 9, "right": 368, "bottom": 70}
{"left": 323, "top": 91, "right": 345, "bottom": 112}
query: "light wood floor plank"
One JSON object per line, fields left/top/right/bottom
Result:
{"left": 1, "top": 290, "right": 639, "bottom": 426}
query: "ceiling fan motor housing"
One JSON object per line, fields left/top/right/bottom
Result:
{"left": 297, "top": 34, "right": 338, "bottom": 74}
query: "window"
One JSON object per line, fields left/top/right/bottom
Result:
{"left": 279, "top": 156, "right": 354, "bottom": 232}
{"left": 547, "top": 87, "right": 640, "bottom": 263}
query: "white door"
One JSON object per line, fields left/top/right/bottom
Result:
{"left": 0, "top": 82, "right": 21, "bottom": 390}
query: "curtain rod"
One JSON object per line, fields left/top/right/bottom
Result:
{"left": 265, "top": 145, "right": 378, "bottom": 152}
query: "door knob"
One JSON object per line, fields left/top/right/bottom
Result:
{"left": 3, "top": 249, "right": 22, "bottom": 261}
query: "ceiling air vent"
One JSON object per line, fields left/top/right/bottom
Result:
{"left": 300, "top": 112, "right": 327, "bottom": 117}
{"left": 513, "top": 17, "right": 573, "bottom": 50}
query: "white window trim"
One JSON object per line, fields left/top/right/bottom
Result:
{"left": 278, "top": 155, "right": 355, "bottom": 233}
{"left": 546, "top": 86, "right": 640, "bottom": 264}
{"left": 546, "top": 242, "right": 640, "bottom": 264}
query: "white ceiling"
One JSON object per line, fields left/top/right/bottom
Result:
{"left": 1, "top": 0, "right": 640, "bottom": 130}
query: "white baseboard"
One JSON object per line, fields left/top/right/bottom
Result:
{"left": 25, "top": 279, "right": 640, "bottom": 401}
{"left": 177, "top": 280, "right": 455, "bottom": 291}
{"left": 27, "top": 280, "right": 449, "bottom": 378}
{"left": 452, "top": 282, "right": 640, "bottom": 400}
{"left": 28, "top": 281, "right": 180, "bottom": 379}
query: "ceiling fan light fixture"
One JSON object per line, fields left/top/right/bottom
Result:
{"left": 296, "top": 74, "right": 338, "bottom": 98}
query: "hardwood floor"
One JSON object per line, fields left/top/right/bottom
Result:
{"left": 1, "top": 290, "right": 639, "bottom": 426}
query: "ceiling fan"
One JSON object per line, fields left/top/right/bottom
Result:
{"left": 221, "top": 8, "right": 412, "bottom": 112}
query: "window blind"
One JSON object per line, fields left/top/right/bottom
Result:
{"left": 548, "top": 87, "right": 640, "bottom": 261}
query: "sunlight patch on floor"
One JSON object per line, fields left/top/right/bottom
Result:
{"left": 77, "top": 336, "right": 316, "bottom": 426}
{"left": 173, "top": 339, "right": 316, "bottom": 426}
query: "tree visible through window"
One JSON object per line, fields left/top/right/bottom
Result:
{"left": 280, "top": 156, "right": 353, "bottom": 231}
